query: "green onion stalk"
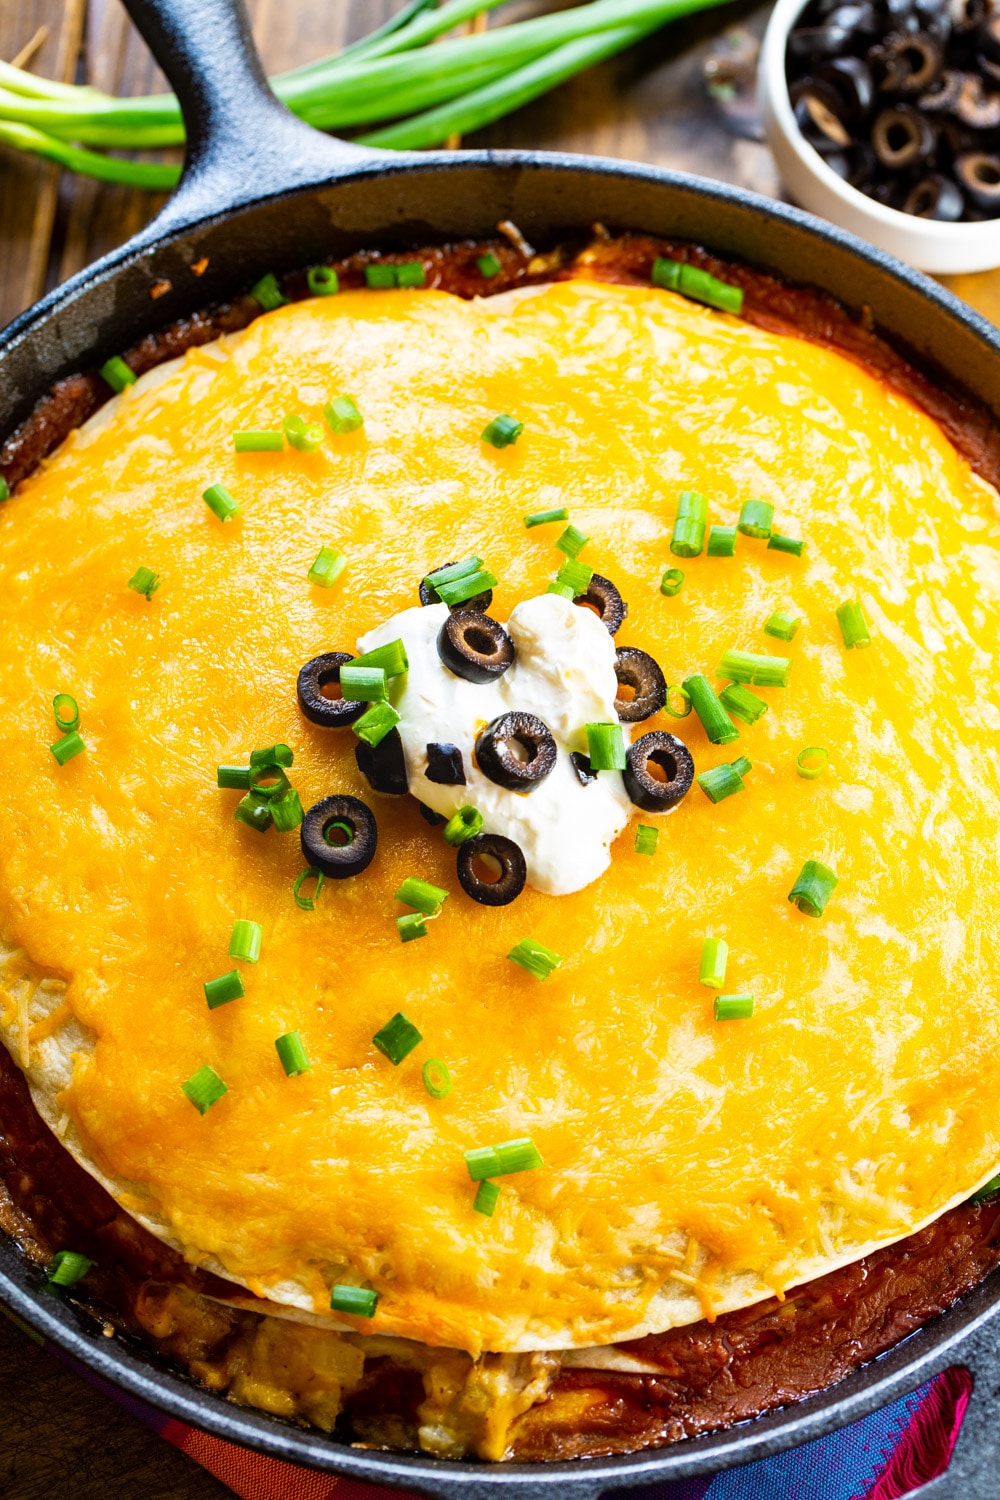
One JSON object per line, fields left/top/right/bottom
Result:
{"left": 0, "top": 0, "right": 729, "bottom": 190}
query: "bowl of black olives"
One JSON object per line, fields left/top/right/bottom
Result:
{"left": 759, "top": 0, "right": 1000, "bottom": 271}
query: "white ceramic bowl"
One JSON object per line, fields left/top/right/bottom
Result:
{"left": 758, "top": 0, "right": 1000, "bottom": 274}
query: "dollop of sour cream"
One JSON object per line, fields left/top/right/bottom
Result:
{"left": 357, "top": 594, "right": 633, "bottom": 896}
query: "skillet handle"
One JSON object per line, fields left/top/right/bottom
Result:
{"left": 900, "top": 1326, "right": 1000, "bottom": 1500}
{"left": 119, "top": 0, "right": 382, "bottom": 236}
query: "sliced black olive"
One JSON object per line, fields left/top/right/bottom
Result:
{"left": 950, "top": 0, "right": 990, "bottom": 35}
{"left": 418, "top": 801, "right": 446, "bottom": 826}
{"left": 955, "top": 150, "right": 1000, "bottom": 207}
{"left": 570, "top": 751, "right": 598, "bottom": 785}
{"left": 882, "top": 0, "right": 922, "bottom": 30}
{"left": 980, "top": 14, "right": 1000, "bottom": 62}
{"left": 614, "top": 647, "right": 667, "bottom": 724}
{"left": 437, "top": 610, "right": 514, "bottom": 683}
{"left": 300, "top": 795, "right": 377, "bottom": 879}
{"left": 425, "top": 741, "right": 466, "bottom": 785}
{"left": 475, "top": 712, "right": 557, "bottom": 793}
{"left": 822, "top": 147, "right": 856, "bottom": 178}
{"left": 875, "top": 31, "right": 944, "bottom": 92}
{"left": 456, "top": 833, "right": 527, "bottom": 906}
{"left": 902, "top": 171, "right": 966, "bottom": 215}
{"left": 623, "top": 732, "right": 695, "bottom": 813}
{"left": 872, "top": 104, "right": 937, "bottom": 166}
{"left": 952, "top": 72, "right": 1000, "bottom": 125}
{"left": 355, "top": 729, "right": 408, "bottom": 796}
{"left": 788, "top": 23, "right": 856, "bottom": 62}
{"left": 297, "top": 651, "right": 366, "bottom": 728}
{"left": 846, "top": 140, "right": 880, "bottom": 185}
{"left": 826, "top": 3, "right": 881, "bottom": 33}
{"left": 980, "top": 53, "right": 1000, "bottom": 85}
{"left": 917, "top": 66, "right": 965, "bottom": 109}
{"left": 574, "top": 574, "right": 628, "bottom": 636}
{"left": 419, "top": 561, "right": 493, "bottom": 613}
{"left": 822, "top": 55, "right": 877, "bottom": 116}
{"left": 792, "top": 82, "right": 854, "bottom": 150}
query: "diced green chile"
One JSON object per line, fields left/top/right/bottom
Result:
{"left": 300, "top": 795, "right": 377, "bottom": 879}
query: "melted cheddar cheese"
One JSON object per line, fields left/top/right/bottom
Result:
{"left": 2, "top": 278, "right": 1000, "bottom": 1355}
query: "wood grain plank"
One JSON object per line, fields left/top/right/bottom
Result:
{"left": 0, "top": 0, "right": 85, "bottom": 327}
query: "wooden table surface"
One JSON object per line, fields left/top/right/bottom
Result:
{"left": 1, "top": 3, "right": 999, "bottom": 1496}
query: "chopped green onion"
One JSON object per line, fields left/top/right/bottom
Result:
{"left": 307, "top": 265, "right": 339, "bottom": 297}
{"left": 788, "top": 859, "right": 838, "bottom": 918}
{"left": 250, "top": 743, "right": 293, "bottom": 768}
{"left": 556, "top": 559, "right": 593, "bottom": 597}
{"left": 481, "top": 413, "right": 523, "bottom": 448}
{"left": 52, "top": 694, "right": 79, "bottom": 732}
{"left": 730, "top": 754, "right": 753, "bottom": 779}
{"left": 473, "top": 1180, "right": 501, "bottom": 1216}
{"left": 707, "top": 525, "right": 736, "bottom": 558}
{"left": 395, "top": 876, "right": 448, "bottom": 915}
{"left": 508, "top": 938, "right": 562, "bottom": 980}
{"left": 275, "top": 1030, "right": 311, "bottom": 1076}
{"left": 765, "top": 610, "right": 801, "bottom": 642}
{"left": 422, "top": 1058, "right": 453, "bottom": 1099}
{"left": 715, "top": 993, "right": 754, "bottom": 1020}
{"left": 99, "top": 355, "right": 136, "bottom": 392}
{"left": 203, "top": 482, "right": 240, "bottom": 522}
{"left": 353, "top": 701, "right": 401, "bottom": 747}
{"left": 718, "top": 682, "right": 768, "bottom": 727}
{"left": 555, "top": 524, "right": 588, "bottom": 559}
{"left": 699, "top": 937, "right": 728, "bottom": 990}
{"left": 697, "top": 762, "right": 746, "bottom": 804}
{"left": 443, "top": 805, "right": 482, "bottom": 846}
{"left": 233, "top": 430, "right": 283, "bottom": 452}
{"left": 364, "top": 263, "right": 396, "bottom": 289}
{"left": 660, "top": 567, "right": 684, "bottom": 597}
{"left": 308, "top": 546, "right": 346, "bottom": 588}
{"left": 234, "top": 792, "right": 273, "bottom": 832}
{"left": 653, "top": 257, "right": 743, "bottom": 314}
{"left": 682, "top": 674, "right": 739, "bottom": 745}
{"left": 182, "top": 1064, "right": 228, "bottom": 1114}
{"left": 436, "top": 569, "right": 499, "bottom": 608}
{"left": 423, "top": 557, "right": 482, "bottom": 592}
{"left": 664, "top": 684, "right": 692, "bottom": 719}
{"left": 293, "top": 867, "right": 324, "bottom": 910}
{"left": 47, "top": 1250, "right": 93, "bottom": 1287}
{"left": 836, "top": 599, "right": 872, "bottom": 649}
{"left": 670, "top": 491, "right": 708, "bottom": 558}
{"left": 324, "top": 395, "right": 364, "bottom": 433}
{"left": 251, "top": 272, "right": 287, "bottom": 311}
{"left": 0, "top": 477, "right": 9, "bottom": 502}
{"left": 203, "top": 969, "right": 244, "bottom": 1010}
{"left": 397, "top": 912, "right": 428, "bottom": 943}
{"left": 271, "top": 788, "right": 304, "bottom": 833}
{"left": 970, "top": 1176, "right": 1000, "bottom": 1206}
{"left": 716, "top": 649, "right": 791, "bottom": 688}
{"left": 797, "top": 746, "right": 829, "bottom": 780}
{"left": 229, "top": 919, "right": 262, "bottom": 964}
{"left": 524, "top": 507, "right": 568, "bottom": 528}
{"left": 635, "top": 825, "right": 658, "bottom": 856}
{"left": 396, "top": 260, "right": 426, "bottom": 287}
{"left": 373, "top": 1011, "right": 422, "bottom": 1066}
{"left": 128, "top": 565, "right": 161, "bottom": 598}
{"left": 50, "top": 730, "right": 85, "bottom": 766}
{"left": 477, "top": 252, "right": 502, "bottom": 278}
{"left": 339, "top": 664, "right": 388, "bottom": 702}
{"left": 586, "top": 721, "right": 626, "bottom": 771}
{"left": 547, "top": 581, "right": 575, "bottom": 600}
{"left": 768, "top": 533, "right": 804, "bottom": 557}
{"left": 651, "top": 255, "right": 681, "bottom": 290}
{"left": 217, "top": 765, "right": 251, "bottom": 789}
{"left": 331, "top": 1284, "right": 378, "bottom": 1318}
{"left": 465, "top": 1136, "right": 542, "bottom": 1181}
{"left": 353, "top": 639, "right": 409, "bottom": 678}
{"left": 248, "top": 763, "right": 290, "bottom": 801}
{"left": 283, "top": 414, "right": 324, "bottom": 453}
{"left": 738, "top": 499, "right": 774, "bottom": 538}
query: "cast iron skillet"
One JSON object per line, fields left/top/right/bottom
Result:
{"left": 2, "top": 1, "right": 1000, "bottom": 1495}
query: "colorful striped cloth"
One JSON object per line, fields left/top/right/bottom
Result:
{"left": 61, "top": 1348, "right": 967, "bottom": 1500}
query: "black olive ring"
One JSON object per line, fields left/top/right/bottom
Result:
{"left": 614, "top": 646, "right": 667, "bottom": 723}
{"left": 475, "top": 711, "right": 557, "bottom": 793}
{"left": 456, "top": 832, "right": 527, "bottom": 906}
{"left": 301, "top": 795, "right": 377, "bottom": 878}
{"left": 437, "top": 610, "right": 515, "bottom": 683}
{"left": 296, "top": 651, "right": 366, "bottom": 728}
{"left": 624, "top": 731, "right": 695, "bottom": 812}
{"left": 355, "top": 729, "right": 409, "bottom": 796}
{"left": 419, "top": 561, "right": 493, "bottom": 613}
{"left": 575, "top": 574, "right": 628, "bottom": 636}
